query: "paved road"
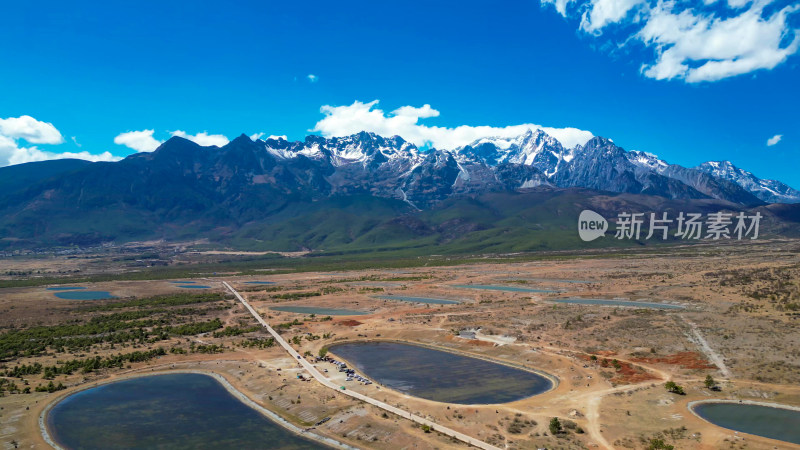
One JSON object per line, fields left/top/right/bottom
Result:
{"left": 222, "top": 281, "right": 501, "bottom": 450}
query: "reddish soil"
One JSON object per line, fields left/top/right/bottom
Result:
{"left": 630, "top": 352, "right": 715, "bottom": 370}
{"left": 611, "top": 361, "right": 659, "bottom": 384}
{"left": 337, "top": 319, "right": 363, "bottom": 327}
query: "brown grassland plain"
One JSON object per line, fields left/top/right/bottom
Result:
{"left": 1, "top": 240, "right": 799, "bottom": 449}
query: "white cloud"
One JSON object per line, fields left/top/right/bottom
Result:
{"left": 114, "top": 129, "right": 162, "bottom": 152}
{"left": 543, "top": 0, "right": 577, "bottom": 16}
{"left": 0, "top": 132, "right": 118, "bottom": 167}
{"left": 0, "top": 115, "right": 118, "bottom": 167}
{"left": 767, "top": 134, "right": 782, "bottom": 146}
{"left": 170, "top": 130, "right": 229, "bottom": 147}
{"left": 307, "top": 74, "right": 318, "bottom": 83}
{"left": 581, "top": 0, "right": 646, "bottom": 32}
{"left": 0, "top": 115, "right": 63, "bottom": 144}
{"left": 312, "top": 100, "right": 594, "bottom": 149}
{"left": 250, "top": 133, "right": 288, "bottom": 141}
{"left": 541, "top": 0, "right": 800, "bottom": 82}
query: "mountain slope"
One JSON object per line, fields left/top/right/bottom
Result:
{"left": 0, "top": 159, "right": 93, "bottom": 198}
{"left": 695, "top": 160, "right": 800, "bottom": 204}
{"left": 0, "top": 130, "right": 795, "bottom": 250}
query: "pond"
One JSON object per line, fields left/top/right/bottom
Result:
{"left": 375, "top": 295, "right": 459, "bottom": 305}
{"left": 270, "top": 306, "right": 366, "bottom": 315}
{"left": 503, "top": 278, "right": 596, "bottom": 284}
{"left": 452, "top": 284, "right": 558, "bottom": 293}
{"left": 550, "top": 298, "right": 685, "bottom": 309}
{"left": 178, "top": 285, "right": 211, "bottom": 289}
{"left": 329, "top": 341, "right": 553, "bottom": 404}
{"left": 690, "top": 401, "right": 800, "bottom": 445}
{"left": 54, "top": 291, "right": 117, "bottom": 300}
{"left": 46, "top": 373, "right": 329, "bottom": 449}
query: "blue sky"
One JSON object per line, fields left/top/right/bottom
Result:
{"left": 1, "top": 0, "right": 798, "bottom": 186}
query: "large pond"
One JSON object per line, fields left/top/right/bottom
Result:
{"left": 691, "top": 401, "right": 800, "bottom": 445}
{"left": 54, "top": 291, "right": 117, "bottom": 300}
{"left": 452, "top": 284, "right": 558, "bottom": 293}
{"left": 375, "top": 295, "right": 459, "bottom": 305}
{"left": 178, "top": 285, "right": 211, "bottom": 289}
{"left": 551, "top": 298, "right": 685, "bottom": 309}
{"left": 271, "top": 306, "right": 366, "bottom": 316}
{"left": 329, "top": 342, "right": 553, "bottom": 404}
{"left": 46, "top": 373, "right": 327, "bottom": 449}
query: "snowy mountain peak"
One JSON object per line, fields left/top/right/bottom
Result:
{"left": 627, "top": 150, "right": 669, "bottom": 173}
{"left": 695, "top": 160, "right": 800, "bottom": 204}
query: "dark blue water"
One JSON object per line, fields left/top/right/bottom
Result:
{"left": 552, "top": 298, "right": 685, "bottom": 309}
{"left": 375, "top": 295, "right": 459, "bottom": 305}
{"left": 330, "top": 342, "right": 553, "bottom": 404}
{"left": 46, "top": 286, "right": 87, "bottom": 291}
{"left": 178, "top": 285, "right": 211, "bottom": 289}
{"left": 692, "top": 402, "right": 800, "bottom": 445}
{"left": 271, "top": 306, "right": 366, "bottom": 315}
{"left": 452, "top": 284, "right": 558, "bottom": 293}
{"left": 47, "top": 373, "right": 326, "bottom": 449}
{"left": 54, "top": 291, "right": 117, "bottom": 300}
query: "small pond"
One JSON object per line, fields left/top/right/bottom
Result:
{"left": 329, "top": 341, "right": 553, "bottom": 404}
{"left": 550, "top": 298, "right": 685, "bottom": 309}
{"left": 452, "top": 284, "right": 558, "bottom": 293}
{"left": 54, "top": 291, "right": 117, "bottom": 300}
{"left": 270, "top": 306, "right": 366, "bottom": 315}
{"left": 46, "top": 373, "right": 328, "bottom": 449}
{"left": 690, "top": 401, "right": 800, "bottom": 445}
{"left": 375, "top": 295, "right": 459, "bottom": 305}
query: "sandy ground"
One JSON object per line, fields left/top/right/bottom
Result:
{"left": 2, "top": 240, "right": 800, "bottom": 449}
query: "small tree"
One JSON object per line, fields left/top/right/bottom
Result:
{"left": 704, "top": 374, "right": 716, "bottom": 389}
{"left": 318, "top": 347, "right": 328, "bottom": 358}
{"left": 549, "top": 417, "right": 563, "bottom": 435}
{"left": 647, "top": 438, "right": 674, "bottom": 450}
{"left": 665, "top": 381, "right": 685, "bottom": 395}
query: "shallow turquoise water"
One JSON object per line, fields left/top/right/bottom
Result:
{"left": 692, "top": 402, "right": 800, "bottom": 445}
{"left": 330, "top": 341, "right": 553, "bottom": 404}
{"left": 375, "top": 295, "right": 459, "bottom": 305}
{"left": 46, "top": 286, "right": 87, "bottom": 291}
{"left": 271, "top": 306, "right": 366, "bottom": 315}
{"left": 47, "top": 373, "right": 326, "bottom": 449}
{"left": 551, "top": 298, "right": 685, "bottom": 309}
{"left": 178, "top": 285, "right": 211, "bottom": 289}
{"left": 452, "top": 284, "right": 558, "bottom": 293}
{"left": 54, "top": 291, "right": 117, "bottom": 300}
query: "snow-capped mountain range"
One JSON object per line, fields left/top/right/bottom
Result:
{"left": 694, "top": 160, "right": 800, "bottom": 204}
{"left": 248, "top": 129, "right": 797, "bottom": 205}
{"left": 2, "top": 128, "right": 798, "bottom": 249}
